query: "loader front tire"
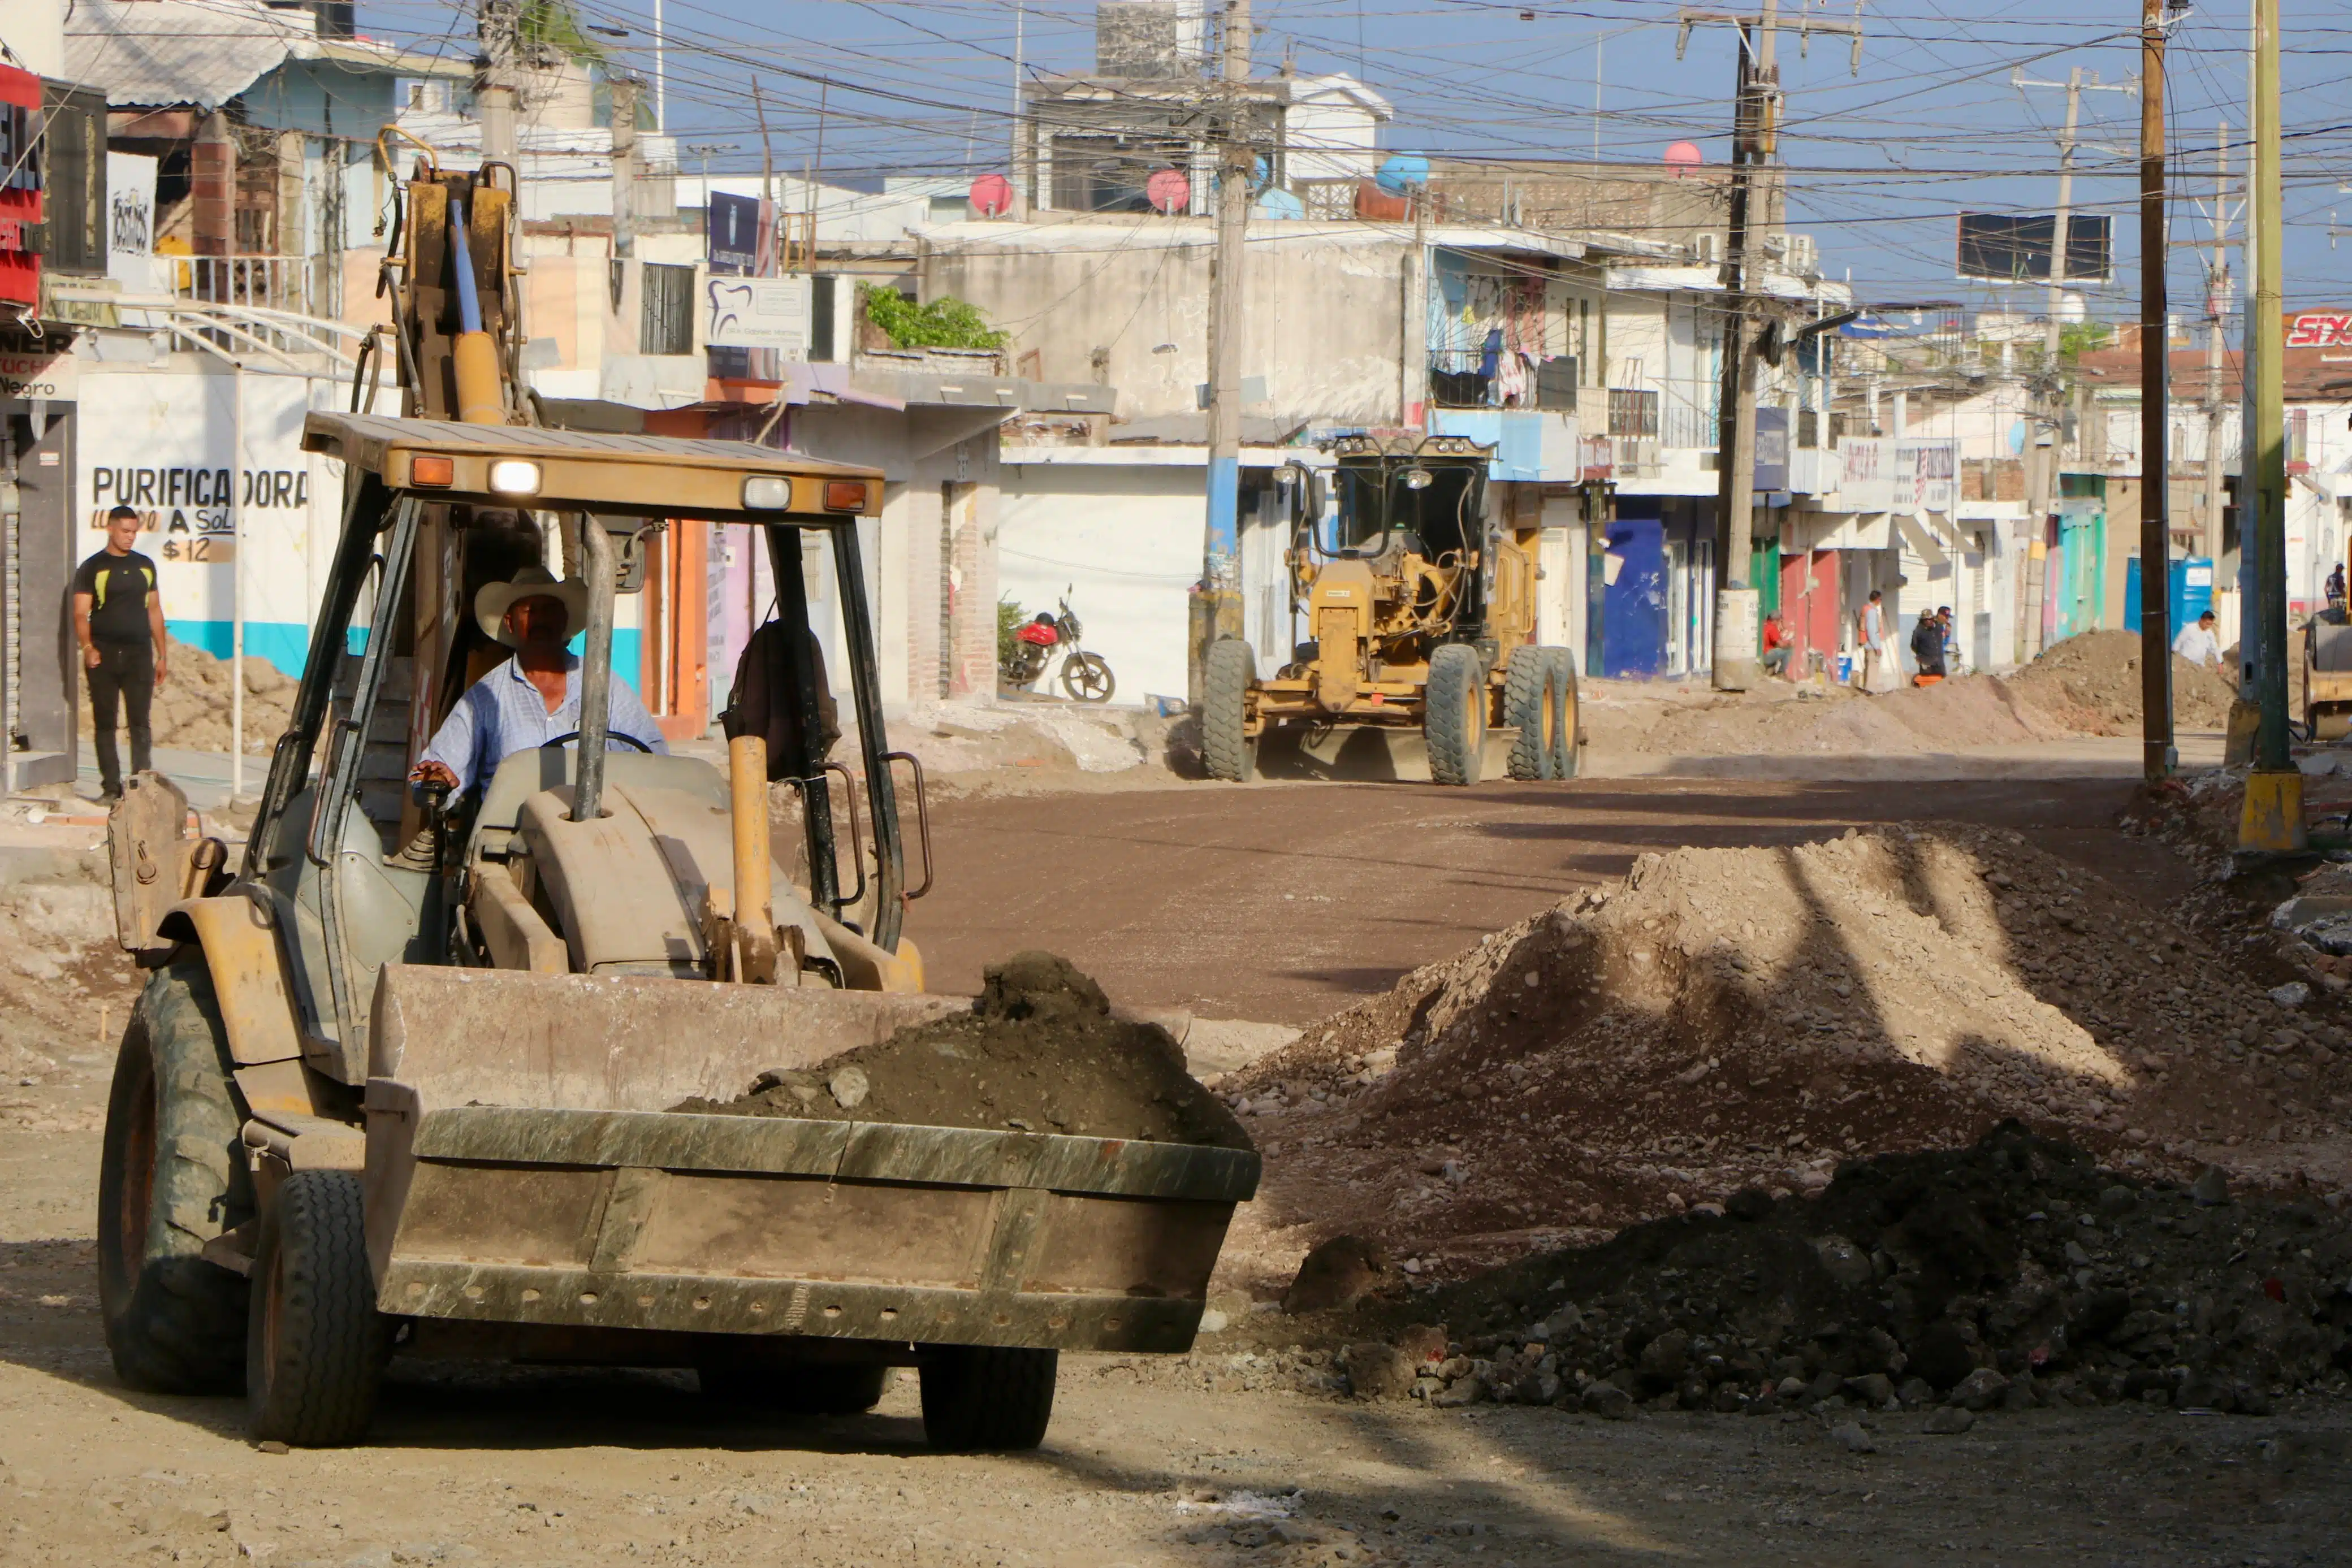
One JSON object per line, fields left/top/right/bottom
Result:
{"left": 1203, "top": 638, "right": 1256, "bottom": 783}
{"left": 920, "top": 1345, "right": 1057, "bottom": 1451}
{"left": 1424, "top": 643, "right": 1486, "bottom": 786}
{"left": 247, "top": 1170, "right": 387, "bottom": 1446}
{"left": 1546, "top": 646, "right": 1582, "bottom": 779}
{"left": 98, "top": 956, "right": 253, "bottom": 1395}
{"left": 1504, "top": 646, "right": 1555, "bottom": 781}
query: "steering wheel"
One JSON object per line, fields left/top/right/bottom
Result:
{"left": 538, "top": 731, "right": 655, "bottom": 753}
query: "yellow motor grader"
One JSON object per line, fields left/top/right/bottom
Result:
{"left": 1201, "top": 432, "right": 1581, "bottom": 785}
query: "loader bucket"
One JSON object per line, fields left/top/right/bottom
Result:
{"left": 361, "top": 965, "right": 1259, "bottom": 1355}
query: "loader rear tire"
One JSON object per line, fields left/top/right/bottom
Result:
{"left": 920, "top": 1345, "right": 1057, "bottom": 1451}
{"left": 1424, "top": 643, "right": 1486, "bottom": 786}
{"left": 1545, "top": 646, "right": 1581, "bottom": 780}
{"left": 1203, "top": 638, "right": 1256, "bottom": 783}
{"left": 247, "top": 1171, "right": 388, "bottom": 1446}
{"left": 98, "top": 956, "right": 253, "bottom": 1395}
{"left": 1504, "top": 646, "right": 1555, "bottom": 781}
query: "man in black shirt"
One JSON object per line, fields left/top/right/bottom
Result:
{"left": 1909, "top": 607, "right": 1948, "bottom": 681}
{"left": 72, "top": 505, "right": 170, "bottom": 801}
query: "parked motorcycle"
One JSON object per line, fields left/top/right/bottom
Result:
{"left": 1000, "top": 593, "right": 1116, "bottom": 703}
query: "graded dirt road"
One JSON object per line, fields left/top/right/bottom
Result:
{"left": 5, "top": 773, "right": 2345, "bottom": 1566}
{"left": 909, "top": 777, "right": 2198, "bottom": 1024}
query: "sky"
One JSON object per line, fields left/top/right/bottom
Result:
{"left": 352, "top": 0, "right": 2352, "bottom": 324}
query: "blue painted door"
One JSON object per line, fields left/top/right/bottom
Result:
{"left": 1601, "top": 517, "right": 1666, "bottom": 678}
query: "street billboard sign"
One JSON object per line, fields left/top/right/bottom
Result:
{"left": 1955, "top": 213, "right": 2111, "bottom": 284}
{"left": 703, "top": 274, "right": 811, "bottom": 356}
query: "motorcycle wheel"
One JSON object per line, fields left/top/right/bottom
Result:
{"left": 1060, "top": 652, "right": 1116, "bottom": 704}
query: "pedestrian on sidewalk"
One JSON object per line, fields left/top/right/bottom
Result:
{"left": 2173, "top": 609, "right": 2221, "bottom": 668}
{"left": 72, "top": 505, "right": 168, "bottom": 803}
{"left": 1909, "top": 606, "right": 1948, "bottom": 682}
{"left": 1857, "top": 590, "right": 1897, "bottom": 693}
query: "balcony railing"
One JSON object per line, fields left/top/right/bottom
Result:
{"left": 172, "top": 255, "right": 322, "bottom": 319}
{"left": 1661, "top": 402, "right": 1715, "bottom": 451}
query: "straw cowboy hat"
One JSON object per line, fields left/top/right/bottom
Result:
{"left": 474, "top": 566, "right": 589, "bottom": 648}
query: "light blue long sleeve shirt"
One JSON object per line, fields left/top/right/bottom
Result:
{"left": 418, "top": 652, "right": 669, "bottom": 796}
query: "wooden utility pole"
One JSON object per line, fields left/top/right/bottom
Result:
{"left": 2014, "top": 67, "right": 2134, "bottom": 656}
{"left": 2239, "top": 0, "right": 2301, "bottom": 848}
{"left": 2138, "top": 0, "right": 2172, "bottom": 783}
{"left": 1193, "top": 0, "right": 1250, "bottom": 705}
{"left": 1677, "top": 5, "right": 1860, "bottom": 692}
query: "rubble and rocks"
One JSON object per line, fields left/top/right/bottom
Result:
{"left": 1326, "top": 1126, "right": 2351, "bottom": 1419}
{"left": 0, "top": 851, "right": 144, "bottom": 1097}
{"left": 675, "top": 951, "right": 1253, "bottom": 1149}
{"left": 1215, "top": 823, "right": 2352, "bottom": 1285}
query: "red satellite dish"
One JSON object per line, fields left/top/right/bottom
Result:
{"left": 1663, "top": 140, "right": 1705, "bottom": 176}
{"left": 1147, "top": 167, "right": 1191, "bottom": 214}
{"left": 970, "top": 173, "right": 1013, "bottom": 216}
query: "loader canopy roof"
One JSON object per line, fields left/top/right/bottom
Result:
{"left": 300, "top": 412, "right": 884, "bottom": 523}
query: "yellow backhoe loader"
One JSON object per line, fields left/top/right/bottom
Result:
{"left": 93, "top": 151, "right": 1255, "bottom": 1452}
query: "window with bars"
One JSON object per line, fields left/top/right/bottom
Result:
{"left": 641, "top": 262, "right": 697, "bottom": 356}
{"left": 1607, "top": 388, "right": 1659, "bottom": 439}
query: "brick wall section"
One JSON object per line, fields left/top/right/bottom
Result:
{"left": 191, "top": 112, "right": 234, "bottom": 257}
{"left": 945, "top": 473, "right": 996, "bottom": 699}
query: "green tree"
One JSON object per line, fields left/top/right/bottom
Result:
{"left": 2058, "top": 320, "right": 2113, "bottom": 363}
{"left": 997, "top": 597, "right": 1027, "bottom": 669}
{"left": 861, "top": 285, "right": 1009, "bottom": 352}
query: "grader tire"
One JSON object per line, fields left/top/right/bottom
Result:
{"left": 1203, "top": 638, "right": 1256, "bottom": 783}
{"left": 1425, "top": 643, "right": 1487, "bottom": 786}
{"left": 247, "top": 1170, "right": 389, "bottom": 1446}
{"left": 920, "top": 1345, "right": 1057, "bottom": 1451}
{"left": 1545, "top": 646, "right": 1583, "bottom": 779}
{"left": 98, "top": 956, "right": 253, "bottom": 1395}
{"left": 1503, "top": 646, "right": 1555, "bottom": 781}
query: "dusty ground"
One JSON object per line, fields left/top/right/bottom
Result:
{"left": 6, "top": 1046, "right": 2351, "bottom": 1566}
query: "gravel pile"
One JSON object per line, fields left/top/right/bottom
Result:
{"left": 1217, "top": 824, "right": 2352, "bottom": 1280}
{"left": 1335, "top": 1125, "right": 2352, "bottom": 1420}
{"left": 676, "top": 951, "right": 1253, "bottom": 1149}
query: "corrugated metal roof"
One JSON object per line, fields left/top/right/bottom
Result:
{"left": 64, "top": 0, "right": 457, "bottom": 112}
{"left": 67, "top": 0, "right": 303, "bottom": 111}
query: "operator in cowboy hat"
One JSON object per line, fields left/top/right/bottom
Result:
{"left": 409, "top": 564, "right": 668, "bottom": 799}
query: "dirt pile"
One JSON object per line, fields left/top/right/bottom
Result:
{"left": 0, "top": 856, "right": 144, "bottom": 1094}
{"left": 78, "top": 639, "right": 298, "bottom": 756}
{"left": 1339, "top": 1125, "right": 2350, "bottom": 1418}
{"left": 1585, "top": 677, "right": 2071, "bottom": 759}
{"left": 677, "top": 951, "right": 1253, "bottom": 1149}
{"left": 1216, "top": 824, "right": 2352, "bottom": 1282}
{"left": 2009, "top": 629, "right": 2237, "bottom": 734}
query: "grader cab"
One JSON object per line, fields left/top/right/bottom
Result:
{"left": 1202, "top": 432, "right": 1583, "bottom": 785}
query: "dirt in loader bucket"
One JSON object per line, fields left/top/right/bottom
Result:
{"left": 673, "top": 952, "right": 1256, "bottom": 1150}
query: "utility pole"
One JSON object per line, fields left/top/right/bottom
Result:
{"left": 477, "top": 0, "right": 520, "bottom": 166}
{"left": 2240, "top": 0, "right": 2301, "bottom": 850}
{"left": 2205, "top": 120, "right": 2232, "bottom": 570}
{"left": 610, "top": 75, "right": 638, "bottom": 261}
{"left": 2013, "top": 66, "right": 2135, "bottom": 657}
{"left": 1192, "top": 0, "right": 1250, "bottom": 705}
{"left": 1677, "top": 4, "right": 1861, "bottom": 692}
{"left": 2137, "top": 0, "right": 2173, "bottom": 785}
